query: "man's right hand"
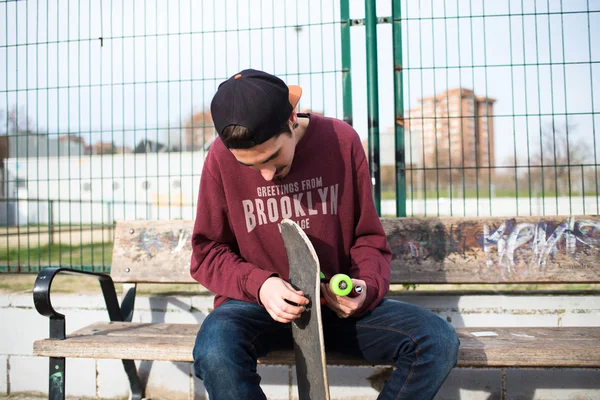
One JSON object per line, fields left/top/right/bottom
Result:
{"left": 259, "top": 277, "right": 309, "bottom": 323}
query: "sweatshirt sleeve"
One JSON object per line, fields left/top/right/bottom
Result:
{"left": 348, "top": 142, "right": 392, "bottom": 317}
{"left": 189, "top": 154, "right": 274, "bottom": 304}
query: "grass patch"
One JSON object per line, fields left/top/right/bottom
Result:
{"left": 0, "top": 273, "right": 108, "bottom": 293}
{"left": 1, "top": 273, "right": 596, "bottom": 295}
{"left": 0, "top": 242, "right": 113, "bottom": 266}
{"left": 0, "top": 273, "right": 210, "bottom": 295}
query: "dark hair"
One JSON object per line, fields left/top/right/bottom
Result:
{"left": 221, "top": 119, "right": 292, "bottom": 149}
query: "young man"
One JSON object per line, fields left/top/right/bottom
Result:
{"left": 191, "top": 69, "right": 459, "bottom": 399}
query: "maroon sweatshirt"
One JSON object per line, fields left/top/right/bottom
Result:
{"left": 190, "top": 114, "right": 391, "bottom": 317}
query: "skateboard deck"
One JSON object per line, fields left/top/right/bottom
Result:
{"left": 280, "top": 219, "right": 330, "bottom": 400}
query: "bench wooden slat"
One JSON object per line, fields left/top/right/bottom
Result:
{"left": 110, "top": 216, "right": 600, "bottom": 284}
{"left": 111, "top": 221, "right": 197, "bottom": 284}
{"left": 382, "top": 216, "right": 600, "bottom": 284}
{"left": 33, "top": 322, "right": 600, "bottom": 368}
{"left": 456, "top": 327, "right": 600, "bottom": 367}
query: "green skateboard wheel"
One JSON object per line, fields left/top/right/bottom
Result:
{"left": 329, "top": 274, "right": 353, "bottom": 297}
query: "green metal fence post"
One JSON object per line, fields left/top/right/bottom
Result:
{"left": 48, "top": 200, "right": 54, "bottom": 247}
{"left": 392, "top": 0, "right": 406, "bottom": 217}
{"left": 365, "top": 0, "right": 381, "bottom": 215}
{"left": 340, "top": 0, "right": 353, "bottom": 127}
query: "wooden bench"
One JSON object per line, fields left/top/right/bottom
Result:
{"left": 33, "top": 216, "right": 600, "bottom": 399}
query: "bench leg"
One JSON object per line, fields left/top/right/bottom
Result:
{"left": 48, "top": 357, "right": 65, "bottom": 400}
{"left": 122, "top": 359, "right": 144, "bottom": 400}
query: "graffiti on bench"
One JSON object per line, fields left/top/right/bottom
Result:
{"left": 384, "top": 216, "right": 600, "bottom": 282}
{"left": 483, "top": 217, "right": 600, "bottom": 275}
{"left": 111, "top": 222, "right": 196, "bottom": 282}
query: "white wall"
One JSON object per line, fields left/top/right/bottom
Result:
{"left": 4, "top": 152, "right": 205, "bottom": 224}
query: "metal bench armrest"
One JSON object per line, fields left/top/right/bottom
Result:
{"left": 33, "top": 267, "right": 124, "bottom": 339}
{"left": 33, "top": 268, "right": 143, "bottom": 399}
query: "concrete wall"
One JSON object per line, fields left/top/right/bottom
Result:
{"left": 2, "top": 291, "right": 599, "bottom": 400}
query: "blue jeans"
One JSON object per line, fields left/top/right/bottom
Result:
{"left": 193, "top": 299, "right": 459, "bottom": 400}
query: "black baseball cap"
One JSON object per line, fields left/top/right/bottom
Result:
{"left": 210, "top": 69, "right": 302, "bottom": 147}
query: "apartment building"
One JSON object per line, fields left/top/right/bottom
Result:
{"left": 406, "top": 88, "right": 495, "bottom": 170}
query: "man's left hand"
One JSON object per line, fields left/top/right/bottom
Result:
{"left": 320, "top": 278, "right": 367, "bottom": 318}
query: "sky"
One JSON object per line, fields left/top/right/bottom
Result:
{"left": 1, "top": 0, "right": 599, "bottom": 166}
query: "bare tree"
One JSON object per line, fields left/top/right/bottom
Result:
{"left": 0, "top": 105, "right": 38, "bottom": 135}
{"left": 531, "top": 121, "right": 591, "bottom": 196}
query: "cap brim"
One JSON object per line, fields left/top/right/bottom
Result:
{"left": 288, "top": 85, "right": 302, "bottom": 109}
